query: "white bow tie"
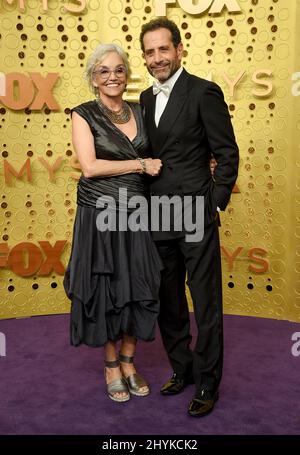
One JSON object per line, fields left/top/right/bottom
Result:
{"left": 153, "top": 81, "right": 170, "bottom": 97}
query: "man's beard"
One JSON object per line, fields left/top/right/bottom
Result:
{"left": 149, "top": 61, "right": 179, "bottom": 82}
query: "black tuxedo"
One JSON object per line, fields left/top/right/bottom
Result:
{"left": 140, "top": 68, "right": 239, "bottom": 394}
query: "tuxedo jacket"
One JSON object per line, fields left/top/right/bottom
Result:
{"left": 140, "top": 68, "right": 239, "bottom": 213}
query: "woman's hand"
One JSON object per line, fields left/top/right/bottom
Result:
{"left": 144, "top": 158, "right": 163, "bottom": 176}
{"left": 210, "top": 158, "right": 217, "bottom": 179}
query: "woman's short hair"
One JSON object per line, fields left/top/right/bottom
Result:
{"left": 85, "top": 43, "right": 131, "bottom": 96}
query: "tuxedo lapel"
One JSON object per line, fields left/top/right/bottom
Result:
{"left": 154, "top": 69, "right": 189, "bottom": 152}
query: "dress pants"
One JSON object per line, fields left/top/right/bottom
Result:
{"left": 156, "top": 217, "right": 223, "bottom": 394}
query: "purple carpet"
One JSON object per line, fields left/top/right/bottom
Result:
{"left": 0, "top": 313, "right": 299, "bottom": 435}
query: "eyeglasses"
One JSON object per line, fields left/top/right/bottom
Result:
{"left": 93, "top": 66, "right": 127, "bottom": 80}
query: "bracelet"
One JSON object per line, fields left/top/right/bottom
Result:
{"left": 137, "top": 157, "right": 146, "bottom": 174}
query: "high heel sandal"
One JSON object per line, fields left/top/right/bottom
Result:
{"left": 104, "top": 359, "right": 130, "bottom": 403}
{"left": 119, "top": 353, "right": 150, "bottom": 397}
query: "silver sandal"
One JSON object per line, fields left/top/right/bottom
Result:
{"left": 119, "top": 353, "right": 150, "bottom": 397}
{"left": 105, "top": 359, "right": 130, "bottom": 403}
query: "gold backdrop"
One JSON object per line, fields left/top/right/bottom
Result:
{"left": 0, "top": 0, "right": 299, "bottom": 322}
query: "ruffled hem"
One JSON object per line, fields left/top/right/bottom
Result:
{"left": 64, "top": 205, "right": 163, "bottom": 347}
{"left": 68, "top": 295, "right": 159, "bottom": 347}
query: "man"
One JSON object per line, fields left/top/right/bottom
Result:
{"left": 139, "top": 18, "right": 239, "bottom": 417}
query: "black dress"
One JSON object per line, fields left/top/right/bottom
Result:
{"left": 64, "top": 100, "right": 163, "bottom": 347}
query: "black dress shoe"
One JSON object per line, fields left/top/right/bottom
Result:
{"left": 160, "top": 373, "right": 193, "bottom": 396}
{"left": 188, "top": 390, "right": 219, "bottom": 417}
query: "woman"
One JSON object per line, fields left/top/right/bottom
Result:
{"left": 64, "top": 43, "right": 163, "bottom": 402}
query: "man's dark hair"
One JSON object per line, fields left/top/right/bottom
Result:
{"left": 140, "top": 18, "right": 182, "bottom": 52}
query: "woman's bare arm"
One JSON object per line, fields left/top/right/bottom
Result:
{"left": 72, "top": 112, "right": 143, "bottom": 178}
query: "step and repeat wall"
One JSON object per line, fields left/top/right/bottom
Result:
{"left": 0, "top": 0, "right": 299, "bottom": 321}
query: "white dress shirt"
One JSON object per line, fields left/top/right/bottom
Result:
{"left": 154, "top": 67, "right": 183, "bottom": 126}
